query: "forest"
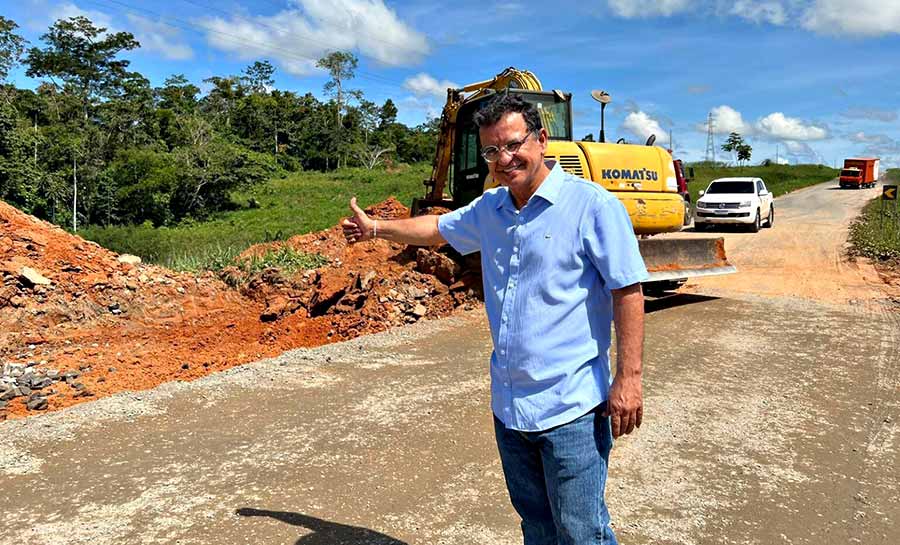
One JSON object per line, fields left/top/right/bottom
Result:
{"left": 0, "top": 15, "right": 438, "bottom": 230}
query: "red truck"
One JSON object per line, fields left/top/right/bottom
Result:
{"left": 839, "top": 158, "right": 880, "bottom": 189}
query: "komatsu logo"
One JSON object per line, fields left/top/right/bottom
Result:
{"left": 601, "top": 168, "right": 659, "bottom": 181}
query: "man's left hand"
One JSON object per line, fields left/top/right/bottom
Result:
{"left": 603, "top": 374, "right": 643, "bottom": 438}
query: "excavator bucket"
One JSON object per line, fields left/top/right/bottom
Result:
{"left": 638, "top": 237, "right": 736, "bottom": 282}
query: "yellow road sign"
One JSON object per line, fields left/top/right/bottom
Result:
{"left": 884, "top": 185, "right": 898, "bottom": 200}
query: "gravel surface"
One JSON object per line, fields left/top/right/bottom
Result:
{"left": 1, "top": 180, "right": 897, "bottom": 545}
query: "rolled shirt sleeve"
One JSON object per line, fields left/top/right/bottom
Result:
{"left": 582, "top": 196, "right": 650, "bottom": 290}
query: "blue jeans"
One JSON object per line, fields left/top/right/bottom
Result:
{"left": 494, "top": 406, "right": 618, "bottom": 545}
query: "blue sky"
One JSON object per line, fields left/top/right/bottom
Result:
{"left": 5, "top": 0, "right": 900, "bottom": 168}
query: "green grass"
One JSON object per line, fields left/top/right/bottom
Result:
{"left": 849, "top": 168, "right": 900, "bottom": 262}
{"left": 79, "top": 163, "right": 429, "bottom": 270}
{"left": 79, "top": 161, "right": 842, "bottom": 271}
{"left": 685, "top": 163, "right": 838, "bottom": 203}
{"left": 238, "top": 245, "right": 330, "bottom": 275}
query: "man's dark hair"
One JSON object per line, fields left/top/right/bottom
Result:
{"left": 473, "top": 93, "right": 543, "bottom": 133}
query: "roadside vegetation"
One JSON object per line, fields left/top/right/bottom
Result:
{"left": 82, "top": 161, "right": 845, "bottom": 271}
{"left": 79, "top": 163, "right": 428, "bottom": 270}
{"left": 0, "top": 15, "right": 436, "bottom": 233}
{"left": 686, "top": 162, "right": 838, "bottom": 202}
{"left": 849, "top": 168, "right": 900, "bottom": 263}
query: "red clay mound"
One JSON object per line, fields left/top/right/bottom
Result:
{"left": 0, "top": 198, "right": 480, "bottom": 420}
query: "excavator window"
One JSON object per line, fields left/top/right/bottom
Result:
{"left": 530, "top": 96, "right": 571, "bottom": 140}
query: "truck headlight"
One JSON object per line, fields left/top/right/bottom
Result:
{"left": 739, "top": 201, "right": 752, "bottom": 208}
{"left": 697, "top": 201, "right": 708, "bottom": 208}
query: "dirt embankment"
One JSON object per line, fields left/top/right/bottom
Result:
{"left": 0, "top": 199, "right": 480, "bottom": 419}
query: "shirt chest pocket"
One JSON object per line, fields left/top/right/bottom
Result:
{"left": 519, "top": 223, "right": 582, "bottom": 274}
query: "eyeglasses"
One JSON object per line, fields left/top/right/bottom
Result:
{"left": 481, "top": 131, "right": 536, "bottom": 163}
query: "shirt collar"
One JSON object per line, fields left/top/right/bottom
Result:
{"left": 495, "top": 159, "right": 563, "bottom": 210}
{"left": 533, "top": 160, "right": 563, "bottom": 205}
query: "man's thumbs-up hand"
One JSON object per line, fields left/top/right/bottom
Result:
{"left": 341, "top": 197, "right": 375, "bottom": 244}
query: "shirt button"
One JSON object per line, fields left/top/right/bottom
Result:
{"left": 513, "top": 246, "right": 519, "bottom": 252}
{"left": 499, "top": 349, "right": 505, "bottom": 355}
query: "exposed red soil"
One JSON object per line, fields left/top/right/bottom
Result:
{"left": 0, "top": 198, "right": 481, "bottom": 420}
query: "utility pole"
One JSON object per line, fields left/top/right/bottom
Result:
{"left": 33, "top": 115, "right": 38, "bottom": 165}
{"left": 775, "top": 143, "right": 778, "bottom": 165}
{"left": 72, "top": 151, "right": 78, "bottom": 232}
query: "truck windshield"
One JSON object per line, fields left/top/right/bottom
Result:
{"left": 840, "top": 169, "right": 860, "bottom": 177}
{"left": 707, "top": 181, "right": 754, "bottom": 194}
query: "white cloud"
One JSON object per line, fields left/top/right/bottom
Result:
{"left": 862, "top": 137, "right": 900, "bottom": 156}
{"left": 708, "top": 105, "right": 755, "bottom": 135}
{"left": 782, "top": 140, "right": 818, "bottom": 161}
{"left": 607, "top": 0, "right": 693, "bottom": 18}
{"left": 603, "top": 0, "right": 900, "bottom": 36}
{"left": 398, "top": 95, "right": 441, "bottom": 119}
{"left": 37, "top": 4, "right": 192, "bottom": 61}
{"left": 125, "top": 14, "right": 193, "bottom": 61}
{"left": 802, "top": 0, "right": 900, "bottom": 37}
{"left": 700, "top": 106, "right": 829, "bottom": 142}
{"left": 756, "top": 112, "right": 828, "bottom": 140}
{"left": 842, "top": 107, "right": 898, "bottom": 123}
{"left": 199, "top": 0, "right": 428, "bottom": 76}
{"left": 730, "top": 0, "right": 787, "bottom": 25}
{"left": 848, "top": 132, "right": 891, "bottom": 144}
{"left": 622, "top": 111, "right": 670, "bottom": 145}
{"left": 402, "top": 73, "right": 459, "bottom": 98}
{"left": 49, "top": 2, "right": 114, "bottom": 31}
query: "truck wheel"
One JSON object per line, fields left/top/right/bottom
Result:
{"left": 765, "top": 205, "right": 774, "bottom": 228}
{"left": 750, "top": 210, "right": 761, "bottom": 233}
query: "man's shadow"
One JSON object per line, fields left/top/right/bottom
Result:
{"left": 236, "top": 507, "right": 408, "bottom": 545}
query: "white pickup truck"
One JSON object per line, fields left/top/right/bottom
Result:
{"left": 694, "top": 177, "right": 775, "bottom": 233}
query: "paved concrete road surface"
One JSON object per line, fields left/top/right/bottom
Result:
{"left": 2, "top": 180, "right": 898, "bottom": 545}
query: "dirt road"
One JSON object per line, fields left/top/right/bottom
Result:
{"left": 677, "top": 181, "right": 896, "bottom": 308}
{"left": 1, "top": 180, "right": 897, "bottom": 544}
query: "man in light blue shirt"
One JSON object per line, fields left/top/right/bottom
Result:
{"left": 342, "top": 94, "right": 647, "bottom": 545}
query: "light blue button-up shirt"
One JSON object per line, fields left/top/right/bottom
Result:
{"left": 438, "top": 162, "right": 649, "bottom": 431}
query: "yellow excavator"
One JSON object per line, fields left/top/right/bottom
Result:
{"left": 412, "top": 67, "right": 735, "bottom": 292}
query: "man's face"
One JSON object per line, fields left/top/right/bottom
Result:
{"left": 479, "top": 112, "right": 548, "bottom": 194}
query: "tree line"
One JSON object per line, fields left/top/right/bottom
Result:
{"left": 0, "top": 15, "right": 438, "bottom": 229}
